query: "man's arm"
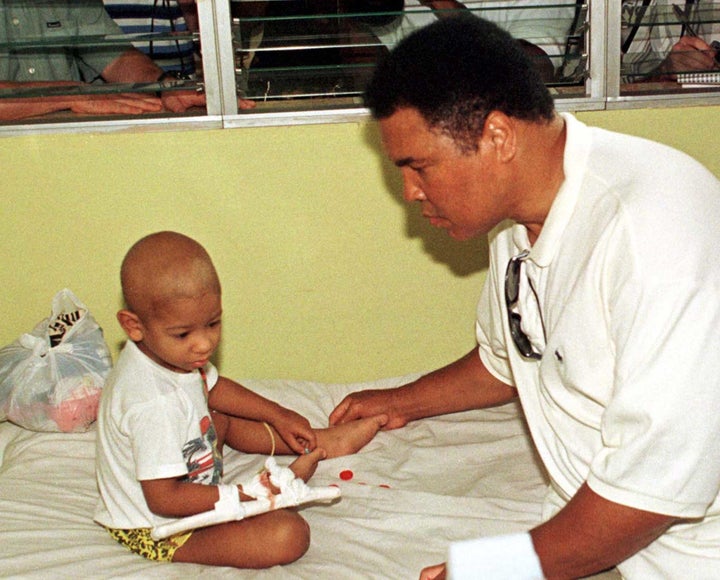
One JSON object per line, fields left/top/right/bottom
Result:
{"left": 178, "top": 0, "right": 199, "bottom": 32}
{"left": 0, "top": 48, "right": 165, "bottom": 121}
{"left": 428, "top": 484, "right": 677, "bottom": 580}
{"left": 0, "top": 80, "right": 163, "bottom": 121}
{"left": 102, "top": 48, "right": 209, "bottom": 113}
{"left": 656, "top": 36, "right": 718, "bottom": 78}
{"left": 102, "top": 47, "right": 254, "bottom": 113}
{"left": 418, "top": 0, "right": 466, "bottom": 12}
{"left": 101, "top": 47, "right": 165, "bottom": 83}
{"left": 329, "top": 348, "right": 518, "bottom": 429}
{"left": 530, "top": 483, "right": 676, "bottom": 579}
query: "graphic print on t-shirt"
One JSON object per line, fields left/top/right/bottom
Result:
{"left": 181, "top": 415, "right": 222, "bottom": 484}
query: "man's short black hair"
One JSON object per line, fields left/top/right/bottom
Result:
{"left": 364, "top": 14, "right": 556, "bottom": 150}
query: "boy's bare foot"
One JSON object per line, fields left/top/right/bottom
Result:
{"left": 316, "top": 414, "right": 388, "bottom": 459}
{"left": 289, "top": 448, "right": 326, "bottom": 482}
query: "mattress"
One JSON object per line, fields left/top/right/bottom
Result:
{"left": 0, "top": 374, "right": 618, "bottom": 578}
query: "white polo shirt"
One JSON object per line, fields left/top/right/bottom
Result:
{"left": 475, "top": 113, "right": 720, "bottom": 577}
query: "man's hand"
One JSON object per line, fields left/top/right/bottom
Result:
{"left": 329, "top": 388, "right": 407, "bottom": 430}
{"left": 419, "top": 563, "right": 446, "bottom": 580}
{"left": 331, "top": 350, "right": 517, "bottom": 429}
{"left": 161, "top": 90, "right": 256, "bottom": 113}
{"left": 70, "top": 92, "right": 163, "bottom": 115}
{"left": 0, "top": 88, "right": 164, "bottom": 121}
{"left": 660, "top": 36, "right": 719, "bottom": 77}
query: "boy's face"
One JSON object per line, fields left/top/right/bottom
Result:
{"left": 132, "top": 291, "right": 222, "bottom": 374}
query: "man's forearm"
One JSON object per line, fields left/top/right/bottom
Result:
{"left": 102, "top": 48, "right": 164, "bottom": 84}
{"left": 395, "top": 348, "right": 517, "bottom": 423}
{"left": 419, "top": 0, "right": 467, "bottom": 11}
{"left": 530, "top": 483, "right": 676, "bottom": 579}
{"left": 178, "top": 0, "right": 199, "bottom": 32}
{"left": 0, "top": 81, "right": 80, "bottom": 120}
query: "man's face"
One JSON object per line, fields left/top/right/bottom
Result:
{"left": 379, "top": 107, "right": 510, "bottom": 241}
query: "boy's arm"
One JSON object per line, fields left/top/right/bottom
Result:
{"left": 141, "top": 477, "right": 255, "bottom": 518}
{"left": 208, "top": 376, "right": 316, "bottom": 454}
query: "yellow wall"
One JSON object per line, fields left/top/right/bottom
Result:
{"left": 2, "top": 105, "right": 719, "bottom": 383}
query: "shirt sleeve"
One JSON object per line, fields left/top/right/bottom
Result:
{"left": 589, "top": 266, "right": 720, "bottom": 517}
{"left": 126, "top": 395, "right": 194, "bottom": 481}
{"left": 74, "top": 0, "right": 134, "bottom": 81}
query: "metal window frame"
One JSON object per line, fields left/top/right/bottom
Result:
{"left": 2, "top": 0, "right": 720, "bottom": 137}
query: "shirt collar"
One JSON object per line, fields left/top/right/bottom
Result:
{"left": 512, "top": 113, "right": 592, "bottom": 268}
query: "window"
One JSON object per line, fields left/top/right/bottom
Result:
{"left": 1, "top": 0, "right": 719, "bottom": 134}
{"left": 609, "top": 1, "right": 720, "bottom": 107}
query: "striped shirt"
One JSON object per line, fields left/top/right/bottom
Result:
{"left": 102, "top": 0, "right": 195, "bottom": 76}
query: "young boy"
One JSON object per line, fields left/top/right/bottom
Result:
{"left": 94, "top": 231, "right": 387, "bottom": 568}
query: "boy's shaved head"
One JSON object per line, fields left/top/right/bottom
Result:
{"left": 121, "top": 231, "right": 221, "bottom": 316}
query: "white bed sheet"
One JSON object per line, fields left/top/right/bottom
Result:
{"left": 0, "top": 374, "right": 596, "bottom": 578}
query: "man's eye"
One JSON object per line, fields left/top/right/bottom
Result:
{"left": 174, "top": 332, "right": 189, "bottom": 339}
{"left": 209, "top": 320, "right": 221, "bottom": 328}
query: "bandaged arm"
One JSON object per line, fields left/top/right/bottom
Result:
{"left": 151, "top": 458, "right": 340, "bottom": 540}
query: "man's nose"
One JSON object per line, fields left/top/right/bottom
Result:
{"left": 402, "top": 172, "right": 427, "bottom": 203}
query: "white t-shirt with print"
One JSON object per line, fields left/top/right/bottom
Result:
{"left": 94, "top": 340, "right": 222, "bottom": 530}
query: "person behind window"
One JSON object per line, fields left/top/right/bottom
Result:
{"left": 622, "top": 0, "right": 719, "bottom": 82}
{"left": 364, "top": 0, "right": 578, "bottom": 82}
{"left": 0, "top": 0, "right": 253, "bottom": 121}
{"left": 231, "top": 0, "right": 267, "bottom": 93}
{"left": 102, "top": 0, "right": 198, "bottom": 78}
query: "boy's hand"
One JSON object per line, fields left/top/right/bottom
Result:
{"left": 272, "top": 407, "right": 317, "bottom": 455}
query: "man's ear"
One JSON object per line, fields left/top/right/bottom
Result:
{"left": 117, "top": 309, "right": 144, "bottom": 342}
{"left": 482, "top": 110, "right": 517, "bottom": 163}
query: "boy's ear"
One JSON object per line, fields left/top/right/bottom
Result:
{"left": 117, "top": 309, "right": 144, "bottom": 342}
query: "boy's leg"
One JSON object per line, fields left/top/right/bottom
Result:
{"left": 215, "top": 411, "right": 388, "bottom": 458}
{"left": 313, "top": 414, "right": 388, "bottom": 458}
{"left": 172, "top": 509, "right": 310, "bottom": 568}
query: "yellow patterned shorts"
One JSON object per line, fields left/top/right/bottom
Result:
{"left": 105, "top": 526, "right": 193, "bottom": 562}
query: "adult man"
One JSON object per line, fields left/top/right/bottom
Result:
{"left": 329, "top": 15, "right": 720, "bottom": 579}
{"left": 0, "top": 0, "right": 252, "bottom": 121}
{"left": 368, "top": 0, "right": 577, "bottom": 82}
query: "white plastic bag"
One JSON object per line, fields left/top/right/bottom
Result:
{"left": 0, "top": 289, "right": 112, "bottom": 432}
